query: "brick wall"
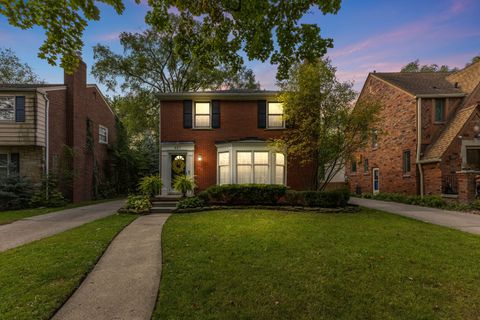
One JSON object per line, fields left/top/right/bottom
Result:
{"left": 0, "top": 146, "right": 44, "bottom": 184}
{"left": 346, "top": 75, "right": 419, "bottom": 195}
{"left": 161, "top": 100, "right": 316, "bottom": 190}
{"left": 421, "top": 97, "right": 463, "bottom": 147}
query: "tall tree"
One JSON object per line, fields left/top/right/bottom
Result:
{"left": 274, "top": 60, "right": 381, "bottom": 190}
{"left": 0, "top": 48, "right": 43, "bottom": 84}
{"left": 1, "top": 1, "right": 341, "bottom": 78}
{"left": 401, "top": 59, "right": 456, "bottom": 72}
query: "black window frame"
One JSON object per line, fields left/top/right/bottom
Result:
{"left": 403, "top": 150, "right": 411, "bottom": 175}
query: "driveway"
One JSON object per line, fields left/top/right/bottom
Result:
{"left": 0, "top": 199, "right": 124, "bottom": 252}
{"left": 350, "top": 197, "right": 480, "bottom": 235}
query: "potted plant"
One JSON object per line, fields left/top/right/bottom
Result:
{"left": 173, "top": 175, "right": 196, "bottom": 198}
{"left": 138, "top": 175, "right": 163, "bottom": 198}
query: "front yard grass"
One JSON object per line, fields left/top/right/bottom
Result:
{"left": 154, "top": 209, "right": 480, "bottom": 319}
{"left": 0, "top": 213, "right": 136, "bottom": 320}
{"left": 0, "top": 198, "right": 122, "bottom": 225}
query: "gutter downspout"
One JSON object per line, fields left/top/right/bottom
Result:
{"left": 41, "top": 91, "right": 50, "bottom": 199}
{"left": 158, "top": 100, "right": 162, "bottom": 195}
{"left": 416, "top": 97, "right": 424, "bottom": 197}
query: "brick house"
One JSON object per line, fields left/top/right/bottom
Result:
{"left": 158, "top": 91, "right": 345, "bottom": 194}
{"left": 346, "top": 61, "right": 480, "bottom": 202}
{"left": 0, "top": 59, "right": 117, "bottom": 202}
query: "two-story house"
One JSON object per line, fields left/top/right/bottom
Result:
{"left": 347, "top": 60, "right": 480, "bottom": 202}
{"left": 158, "top": 91, "right": 344, "bottom": 194}
{"left": 0, "top": 58, "right": 117, "bottom": 202}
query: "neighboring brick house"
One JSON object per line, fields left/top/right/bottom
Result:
{"left": 346, "top": 61, "right": 480, "bottom": 202}
{"left": 158, "top": 91, "right": 345, "bottom": 194}
{"left": 0, "top": 59, "right": 117, "bottom": 202}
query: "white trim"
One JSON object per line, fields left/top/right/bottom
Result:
{"left": 193, "top": 101, "right": 212, "bottom": 129}
{"left": 372, "top": 168, "right": 380, "bottom": 194}
{"left": 99, "top": 125, "right": 108, "bottom": 144}
{"left": 160, "top": 142, "right": 195, "bottom": 195}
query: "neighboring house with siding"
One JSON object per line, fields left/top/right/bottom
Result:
{"left": 346, "top": 60, "right": 480, "bottom": 202}
{"left": 0, "top": 58, "right": 117, "bottom": 202}
{"left": 158, "top": 92, "right": 344, "bottom": 194}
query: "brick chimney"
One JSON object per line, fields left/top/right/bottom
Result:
{"left": 64, "top": 54, "right": 87, "bottom": 146}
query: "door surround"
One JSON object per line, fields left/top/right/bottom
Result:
{"left": 160, "top": 142, "right": 194, "bottom": 195}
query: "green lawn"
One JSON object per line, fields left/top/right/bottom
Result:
{"left": 0, "top": 198, "right": 122, "bottom": 225}
{"left": 154, "top": 209, "right": 480, "bottom": 320}
{"left": 0, "top": 213, "right": 136, "bottom": 320}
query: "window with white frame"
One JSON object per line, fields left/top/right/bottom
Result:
{"left": 236, "top": 151, "right": 252, "bottom": 184}
{"left": 99, "top": 125, "right": 108, "bottom": 144}
{"left": 0, "top": 153, "right": 19, "bottom": 178}
{"left": 267, "top": 102, "right": 284, "bottom": 128}
{"left": 254, "top": 152, "right": 269, "bottom": 183}
{"left": 0, "top": 96, "right": 15, "bottom": 121}
{"left": 275, "top": 153, "right": 285, "bottom": 184}
{"left": 194, "top": 101, "right": 211, "bottom": 128}
{"left": 218, "top": 152, "right": 230, "bottom": 185}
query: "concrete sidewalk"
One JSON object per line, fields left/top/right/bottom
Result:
{"left": 0, "top": 200, "right": 124, "bottom": 252}
{"left": 350, "top": 197, "right": 480, "bottom": 235}
{"left": 53, "top": 213, "right": 170, "bottom": 320}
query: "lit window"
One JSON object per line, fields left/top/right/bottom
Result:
{"left": 194, "top": 102, "right": 211, "bottom": 128}
{"left": 218, "top": 152, "right": 230, "bottom": 185}
{"left": 254, "top": 152, "right": 269, "bottom": 184}
{"left": 99, "top": 125, "right": 108, "bottom": 144}
{"left": 0, "top": 97, "right": 15, "bottom": 121}
{"left": 236, "top": 151, "right": 252, "bottom": 184}
{"left": 435, "top": 99, "right": 445, "bottom": 122}
{"left": 403, "top": 150, "right": 411, "bottom": 175}
{"left": 267, "top": 102, "right": 284, "bottom": 128}
{"left": 275, "top": 153, "right": 285, "bottom": 184}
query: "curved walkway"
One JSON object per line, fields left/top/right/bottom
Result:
{"left": 53, "top": 213, "right": 171, "bottom": 320}
{"left": 350, "top": 197, "right": 480, "bottom": 235}
{"left": 0, "top": 200, "right": 124, "bottom": 252}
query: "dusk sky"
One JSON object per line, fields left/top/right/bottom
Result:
{"left": 0, "top": 0, "right": 478, "bottom": 94}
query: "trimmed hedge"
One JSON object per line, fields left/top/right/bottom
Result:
{"left": 361, "top": 193, "right": 447, "bottom": 208}
{"left": 198, "top": 184, "right": 288, "bottom": 205}
{"left": 285, "top": 189, "right": 350, "bottom": 208}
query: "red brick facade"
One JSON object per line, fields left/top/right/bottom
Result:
{"left": 160, "top": 97, "right": 316, "bottom": 191}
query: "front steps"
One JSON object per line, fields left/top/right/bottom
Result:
{"left": 150, "top": 195, "right": 181, "bottom": 213}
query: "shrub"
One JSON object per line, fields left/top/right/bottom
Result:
{"left": 0, "top": 176, "right": 34, "bottom": 210}
{"left": 125, "top": 194, "right": 151, "bottom": 213}
{"left": 30, "top": 175, "right": 67, "bottom": 208}
{"left": 138, "top": 175, "right": 162, "bottom": 197}
{"left": 199, "top": 184, "right": 288, "bottom": 205}
{"left": 177, "top": 196, "right": 205, "bottom": 209}
{"left": 173, "top": 175, "right": 196, "bottom": 197}
{"left": 362, "top": 193, "right": 447, "bottom": 208}
{"left": 285, "top": 189, "right": 350, "bottom": 208}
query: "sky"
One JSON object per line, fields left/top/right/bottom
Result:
{"left": 0, "top": 0, "right": 479, "bottom": 94}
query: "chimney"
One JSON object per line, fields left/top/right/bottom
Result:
{"left": 64, "top": 54, "right": 87, "bottom": 146}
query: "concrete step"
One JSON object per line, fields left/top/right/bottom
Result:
{"left": 150, "top": 207, "right": 176, "bottom": 213}
{"left": 152, "top": 195, "right": 182, "bottom": 202}
{"left": 151, "top": 201, "right": 178, "bottom": 207}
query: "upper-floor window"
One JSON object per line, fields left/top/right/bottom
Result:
{"left": 0, "top": 96, "right": 15, "bottom": 121}
{"left": 403, "top": 150, "right": 411, "bottom": 175}
{"left": 99, "top": 125, "right": 108, "bottom": 144}
{"left": 351, "top": 160, "right": 357, "bottom": 173}
{"left": 434, "top": 98, "right": 445, "bottom": 122}
{"left": 372, "top": 129, "right": 378, "bottom": 149}
{"left": 267, "top": 102, "right": 284, "bottom": 128}
{"left": 194, "top": 101, "right": 211, "bottom": 128}
{"left": 364, "top": 158, "right": 369, "bottom": 173}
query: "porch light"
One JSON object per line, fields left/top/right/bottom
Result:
{"left": 197, "top": 154, "right": 203, "bottom": 161}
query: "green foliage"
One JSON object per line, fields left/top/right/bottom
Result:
{"left": 30, "top": 175, "right": 67, "bottom": 208}
{"left": 0, "top": 176, "right": 34, "bottom": 210}
{"left": 138, "top": 175, "right": 162, "bottom": 197}
{"left": 285, "top": 189, "right": 350, "bottom": 208}
{"left": 173, "top": 175, "right": 196, "bottom": 197}
{"left": 0, "top": 0, "right": 127, "bottom": 72}
{"left": 0, "top": 48, "right": 44, "bottom": 84}
{"left": 198, "top": 184, "right": 287, "bottom": 205}
{"left": 361, "top": 193, "right": 448, "bottom": 208}
{"left": 466, "top": 55, "right": 480, "bottom": 67}
{"left": 125, "top": 194, "right": 151, "bottom": 213}
{"left": 176, "top": 196, "right": 205, "bottom": 209}
{"left": 275, "top": 59, "right": 382, "bottom": 190}
{"left": 401, "top": 59, "right": 457, "bottom": 72}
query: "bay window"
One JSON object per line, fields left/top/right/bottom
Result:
{"left": 254, "top": 152, "right": 269, "bottom": 183}
{"left": 218, "top": 152, "right": 231, "bottom": 184}
{"left": 275, "top": 153, "right": 285, "bottom": 184}
{"left": 236, "top": 151, "right": 252, "bottom": 184}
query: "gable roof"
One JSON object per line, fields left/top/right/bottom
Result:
{"left": 372, "top": 72, "right": 465, "bottom": 97}
{"left": 422, "top": 104, "right": 479, "bottom": 161}
{"left": 446, "top": 59, "right": 480, "bottom": 93}
{"left": 158, "top": 89, "right": 278, "bottom": 101}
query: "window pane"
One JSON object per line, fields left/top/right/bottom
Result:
{"left": 276, "top": 153, "right": 285, "bottom": 166}
{"left": 435, "top": 99, "right": 445, "bottom": 122}
{"left": 218, "top": 152, "right": 229, "bottom": 166}
{"left": 0, "top": 154, "right": 7, "bottom": 167}
{"left": 0, "top": 167, "right": 6, "bottom": 179}
{"left": 254, "top": 152, "right": 268, "bottom": 164}
{"left": 219, "top": 165, "right": 230, "bottom": 184}
{"left": 237, "top": 152, "right": 252, "bottom": 164}
{"left": 268, "top": 115, "right": 283, "bottom": 128}
{"left": 275, "top": 166, "right": 284, "bottom": 184}
{"left": 237, "top": 166, "right": 252, "bottom": 184}
{"left": 268, "top": 102, "right": 283, "bottom": 114}
{"left": 254, "top": 165, "right": 269, "bottom": 183}
{"left": 466, "top": 149, "right": 480, "bottom": 170}
{"left": 0, "top": 97, "right": 15, "bottom": 121}
{"left": 195, "top": 102, "right": 210, "bottom": 114}
{"left": 195, "top": 115, "right": 210, "bottom": 127}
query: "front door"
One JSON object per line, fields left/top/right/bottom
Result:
{"left": 171, "top": 154, "right": 186, "bottom": 189}
{"left": 372, "top": 168, "right": 379, "bottom": 194}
